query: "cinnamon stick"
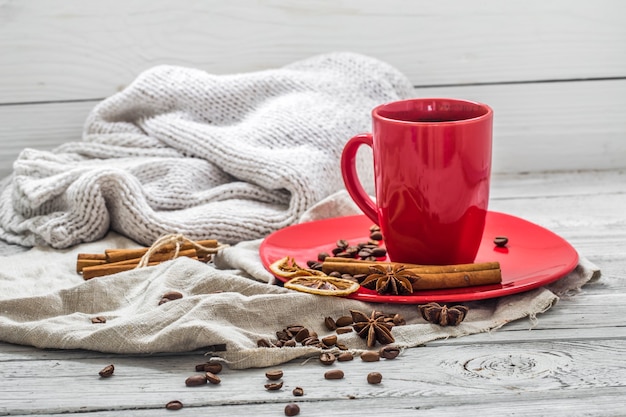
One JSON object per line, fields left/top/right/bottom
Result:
{"left": 82, "top": 260, "right": 162, "bottom": 280}
{"left": 410, "top": 269, "right": 502, "bottom": 290}
{"left": 322, "top": 257, "right": 502, "bottom": 290}
{"left": 104, "top": 239, "right": 217, "bottom": 263}
{"left": 322, "top": 257, "right": 501, "bottom": 275}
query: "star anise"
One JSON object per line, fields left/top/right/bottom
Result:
{"left": 350, "top": 309, "right": 395, "bottom": 347}
{"left": 418, "top": 302, "right": 469, "bottom": 326}
{"left": 360, "top": 264, "right": 419, "bottom": 295}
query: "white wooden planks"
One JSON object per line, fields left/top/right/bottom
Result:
{"left": 1, "top": 79, "right": 624, "bottom": 178}
{"left": 0, "top": 0, "right": 624, "bottom": 103}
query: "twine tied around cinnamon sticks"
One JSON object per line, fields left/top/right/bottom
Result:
{"left": 76, "top": 234, "right": 227, "bottom": 280}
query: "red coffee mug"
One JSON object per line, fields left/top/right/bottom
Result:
{"left": 341, "top": 98, "right": 493, "bottom": 265}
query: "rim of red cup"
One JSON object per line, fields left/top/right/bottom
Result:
{"left": 373, "top": 97, "right": 493, "bottom": 125}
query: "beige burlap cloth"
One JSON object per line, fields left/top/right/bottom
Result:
{"left": 0, "top": 192, "right": 600, "bottom": 369}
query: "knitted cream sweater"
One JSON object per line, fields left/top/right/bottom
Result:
{"left": 0, "top": 53, "right": 414, "bottom": 248}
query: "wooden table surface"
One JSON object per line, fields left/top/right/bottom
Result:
{"left": 1, "top": 169, "right": 624, "bottom": 416}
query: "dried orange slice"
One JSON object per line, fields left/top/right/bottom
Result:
{"left": 284, "top": 276, "right": 360, "bottom": 296}
{"left": 269, "top": 256, "right": 326, "bottom": 279}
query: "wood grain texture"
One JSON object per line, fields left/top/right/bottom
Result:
{"left": 0, "top": 0, "right": 624, "bottom": 103}
{"left": 0, "top": 169, "right": 624, "bottom": 416}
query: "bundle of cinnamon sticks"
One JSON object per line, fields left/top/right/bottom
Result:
{"left": 76, "top": 239, "right": 218, "bottom": 280}
{"left": 321, "top": 257, "right": 502, "bottom": 290}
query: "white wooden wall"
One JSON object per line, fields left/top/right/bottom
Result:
{"left": 1, "top": 0, "right": 625, "bottom": 178}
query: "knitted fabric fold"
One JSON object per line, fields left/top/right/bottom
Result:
{"left": 0, "top": 53, "right": 414, "bottom": 248}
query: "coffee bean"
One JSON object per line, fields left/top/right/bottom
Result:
{"left": 185, "top": 374, "right": 207, "bottom": 386}
{"left": 205, "top": 362, "right": 223, "bottom": 374}
{"left": 369, "top": 231, "right": 383, "bottom": 241}
{"left": 265, "top": 369, "right": 283, "bottom": 380}
{"left": 331, "top": 247, "right": 344, "bottom": 255}
{"left": 336, "top": 239, "right": 349, "bottom": 249}
{"left": 345, "top": 246, "right": 359, "bottom": 256}
{"left": 319, "top": 352, "right": 336, "bottom": 366}
{"left": 367, "top": 372, "right": 383, "bottom": 384}
{"left": 335, "top": 327, "right": 353, "bottom": 334}
{"left": 324, "top": 369, "right": 344, "bottom": 380}
{"left": 370, "top": 247, "right": 387, "bottom": 257}
{"left": 337, "top": 352, "right": 354, "bottom": 362}
{"left": 276, "top": 329, "right": 290, "bottom": 341}
{"left": 335, "top": 316, "right": 353, "bottom": 327}
{"left": 265, "top": 381, "right": 283, "bottom": 391}
{"left": 357, "top": 249, "right": 372, "bottom": 258}
{"left": 98, "top": 364, "right": 114, "bottom": 378}
{"left": 162, "top": 291, "right": 183, "bottom": 301}
{"left": 195, "top": 361, "right": 223, "bottom": 374}
{"left": 379, "top": 346, "right": 400, "bottom": 360}
{"left": 292, "top": 386, "right": 304, "bottom": 396}
{"left": 324, "top": 316, "right": 337, "bottom": 331}
{"left": 294, "top": 327, "right": 310, "bottom": 342}
{"left": 321, "top": 335, "right": 337, "bottom": 346}
{"left": 335, "top": 342, "right": 348, "bottom": 351}
{"left": 257, "top": 339, "right": 271, "bottom": 348}
{"left": 286, "top": 325, "right": 304, "bottom": 334}
{"left": 494, "top": 236, "right": 509, "bottom": 247}
{"left": 318, "top": 252, "right": 330, "bottom": 261}
{"left": 91, "top": 316, "right": 106, "bottom": 324}
{"left": 360, "top": 351, "right": 380, "bottom": 362}
{"left": 283, "top": 339, "right": 296, "bottom": 347}
{"left": 205, "top": 372, "right": 221, "bottom": 385}
{"left": 328, "top": 271, "right": 342, "bottom": 278}
{"left": 307, "top": 260, "right": 323, "bottom": 270}
{"left": 284, "top": 403, "right": 301, "bottom": 416}
{"left": 165, "top": 400, "right": 183, "bottom": 410}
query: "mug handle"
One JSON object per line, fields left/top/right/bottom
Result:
{"left": 340, "top": 133, "right": 379, "bottom": 225}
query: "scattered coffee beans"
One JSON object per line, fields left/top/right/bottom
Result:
{"left": 162, "top": 291, "right": 183, "bottom": 300}
{"left": 367, "top": 372, "right": 383, "bottom": 384}
{"left": 185, "top": 374, "right": 207, "bottom": 387}
{"left": 98, "top": 364, "right": 114, "bottom": 378}
{"left": 265, "top": 369, "right": 283, "bottom": 380}
{"left": 284, "top": 403, "right": 300, "bottom": 416}
{"left": 195, "top": 362, "right": 223, "bottom": 374}
{"left": 205, "top": 372, "right": 221, "bottom": 385}
{"left": 337, "top": 352, "right": 354, "bottom": 362}
{"left": 360, "top": 351, "right": 380, "bottom": 362}
{"left": 159, "top": 291, "right": 184, "bottom": 305}
{"left": 494, "top": 236, "right": 509, "bottom": 247}
{"left": 321, "top": 335, "right": 337, "bottom": 346}
{"left": 319, "top": 352, "right": 336, "bottom": 366}
{"left": 380, "top": 346, "right": 400, "bottom": 360}
{"left": 335, "top": 327, "right": 353, "bottom": 334}
{"left": 165, "top": 400, "right": 183, "bottom": 410}
{"left": 257, "top": 338, "right": 271, "bottom": 347}
{"left": 292, "top": 386, "right": 304, "bottom": 396}
{"left": 335, "top": 316, "right": 353, "bottom": 327}
{"left": 324, "top": 316, "right": 337, "bottom": 330}
{"left": 324, "top": 369, "right": 344, "bottom": 380}
{"left": 265, "top": 381, "right": 283, "bottom": 391}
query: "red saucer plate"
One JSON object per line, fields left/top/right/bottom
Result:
{"left": 259, "top": 212, "right": 579, "bottom": 304}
